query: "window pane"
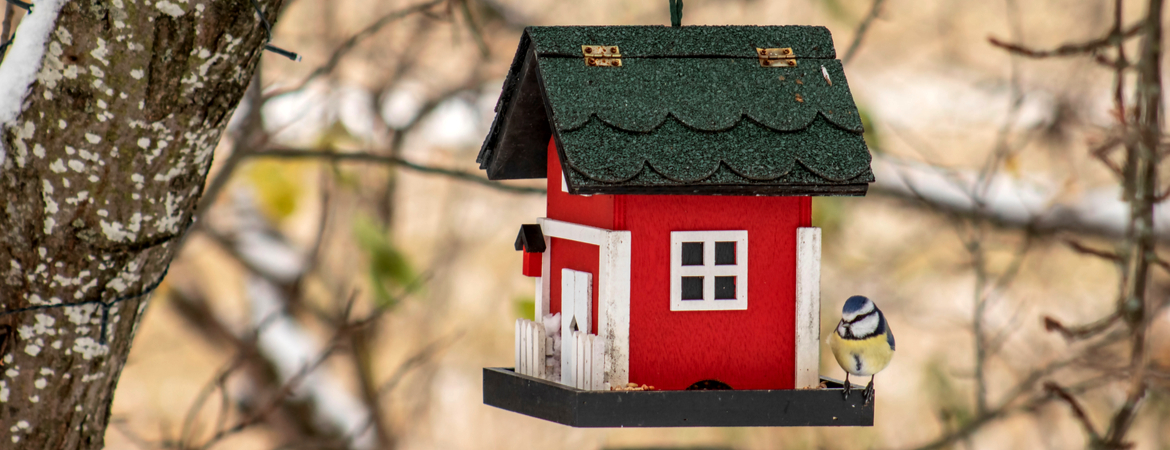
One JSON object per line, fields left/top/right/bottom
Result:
{"left": 715, "top": 241, "right": 736, "bottom": 265}
{"left": 714, "top": 276, "right": 736, "bottom": 299}
{"left": 682, "top": 242, "right": 704, "bottom": 266}
{"left": 681, "top": 277, "right": 704, "bottom": 300}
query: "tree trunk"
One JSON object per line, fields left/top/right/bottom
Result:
{"left": 0, "top": 0, "right": 283, "bottom": 447}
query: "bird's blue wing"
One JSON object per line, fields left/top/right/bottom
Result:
{"left": 882, "top": 313, "right": 895, "bottom": 350}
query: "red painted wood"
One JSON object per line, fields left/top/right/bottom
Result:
{"left": 799, "top": 196, "right": 812, "bottom": 227}
{"left": 543, "top": 136, "right": 815, "bottom": 391}
{"left": 547, "top": 238, "right": 600, "bottom": 333}
{"left": 546, "top": 137, "right": 612, "bottom": 333}
{"left": 522, "top": 251, "right": 542, "bottom": 277}
{"left": 546, "top": 138, "right": 614, "bottom": 230}
{"left": 618, "top": 195, "right": 807, "bottom": 391}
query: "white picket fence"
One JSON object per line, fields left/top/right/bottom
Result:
{"left": 566, "top": 330, "right": 604, "bottom": 390}
{"left": 515, "top": 319, "right": 547, "bottom": 378}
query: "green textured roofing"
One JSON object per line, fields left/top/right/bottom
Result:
{"left": 477, "top": 25, "right": 874, "bottom": 196}
{"left": 539, "top": 58, "right": 863, "bottom": 133}
{"left": 561, "top": 115, "right": 869, "bottom": 183}
{"left": 525, "top": 25, "right": 836, "bottom": 58}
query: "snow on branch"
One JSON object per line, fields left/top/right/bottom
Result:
{"left": 0, "top": 0, "right": 65, "bottom": 168}
{"left": 232, "top": 190, "right": 375, "bottom": 449}
{"left": 871, "top": 155, "right": 1170, "bottom": 241}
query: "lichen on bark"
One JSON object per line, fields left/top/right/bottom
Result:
{"left": 0, "top": 0, "right": 283, "bottom": 447}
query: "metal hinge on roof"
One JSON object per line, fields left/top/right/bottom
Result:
{"left": 757, "top": 47, "right": 797, "bottom": 67}
{"left": 582, "top": 45, "right": 622, "bottom": 67}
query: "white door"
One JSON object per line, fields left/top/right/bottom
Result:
{"left": 561, "top": 268, "right": 592, "bottom": 388}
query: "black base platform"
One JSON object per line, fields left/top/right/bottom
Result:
{"left": 483, "top": 368, "right": 874, "bottom": 427}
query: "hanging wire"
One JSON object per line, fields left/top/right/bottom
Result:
{"left": 0, "top": 218, "right": 195, "bottom": 345}
{"left": 0, "top": 3, "right": 297, "bottom": 349}
{"left": 669, "top": 0, "right": 683, "bottom": 28}
{"left": 248, "top": 0, "right": 301, "bottom": 61}
{"left": 5, "top": 0, "right": 31, "bottom": 13}
{"left": 1, "top": 1, "right": 298, "bottom": 61}
{"left": 0, "top": 262, "right": 172, "bottom": 345}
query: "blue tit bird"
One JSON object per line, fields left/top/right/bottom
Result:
{"left": 829, "top": 295, "right": 895, "bottom": 405}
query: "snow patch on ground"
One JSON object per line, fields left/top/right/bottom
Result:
{"left": 0, "top": 0, "right": 68, "bottom": 170}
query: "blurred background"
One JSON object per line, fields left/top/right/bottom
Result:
{"left": 100, "top": 0, "right": 1170, "bottom": 448}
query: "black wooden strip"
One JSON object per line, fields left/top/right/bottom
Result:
{"left": 483, "top": 368, "right": 874, "bottom": 428}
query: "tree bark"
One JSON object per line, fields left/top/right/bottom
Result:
{"left": 0, "top": 0, "right": 283, "bottom": 447}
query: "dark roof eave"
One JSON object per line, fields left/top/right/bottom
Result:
{"left": 573, "top": 183, "right": 870, "bottom": 197}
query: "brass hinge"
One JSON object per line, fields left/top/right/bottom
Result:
{"left": 582, "top": 45, "right": 622, "bottom": 67}
{"left": 757, "top": 47, "right": 796, "bottom": 67}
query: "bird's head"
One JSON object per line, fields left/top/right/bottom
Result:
{"left": 841, "top": 295, "right": 875, "bottom": 322}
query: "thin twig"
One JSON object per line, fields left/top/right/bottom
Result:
{"left": 456, "top": 0, "right": 489, "bottom": 58}
{"left": 1064, "top": 238, "right": 1121, "bottom": 262}
{"left": 0, "top": 3, "right": 15, "bottom": 61}
{"left": 903, "top": 336, "right": 1123, "bottom": 450}
{"left": 842, "top": 0, "right": 886, "bottom": 64}
{"left": 1044, "top": 382, "right": 1102, "bottom": 442}
{"left": 1111, "top": 0, "right": 1128, "bottom": 126}
{"left": 111, "top": 419, "right": 157, "bottom": 450}
{"left": 250, "top": 148, "right": 547, "bottom": 195}
{"left": 1043, "top": 312, "right": 1122, "bottom": 342}
{"left": 1091, "top": 135, "right": 1127, "bottom": 178}
{"left": 179, "top": 356, "right": 247, "bottom": 447}
{"left": 988, "top": 21, "right": 1143, "bottom": 59}
{"left": 197, "top": 343, "right": 344, "bottom": 450}
{"left": 266, "top": 0, "right": 447, "bottom": 99}
{"left": 376, "top": 332, "right": 463, "bottom": 396}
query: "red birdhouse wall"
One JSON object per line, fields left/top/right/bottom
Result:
{"left": 544, "top": 137, "right": 813, "bottom": 391}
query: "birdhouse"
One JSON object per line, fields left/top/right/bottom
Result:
{"left": 478, "top": 25, "right": 875, "bottom": 427}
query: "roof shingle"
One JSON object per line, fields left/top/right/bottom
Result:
{"left": 477, "top": 25, "right": 874, "bottom": 196}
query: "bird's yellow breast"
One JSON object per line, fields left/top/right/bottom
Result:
{"left": 829, "top": 331, "right": 894, "bottom": 376}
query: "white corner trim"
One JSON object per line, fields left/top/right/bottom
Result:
{"left": 515, "top": 319, "right": 522, "bottom": 374}
{"left": 533, "top": 275, "right": 544, "bottom": 319}
{"left": 598, "top": 229, "right": 631, "bottom": 387}
{"left": 538, "top": 235, "right": 552, "bottom": 319}
{"left": 534, "top": 218, "right": 630, "bottom": 388}
{"left": 538, "top": 217, "right": 606, "bottom": 245}
{"left": 795, "top": 227, "right": 822, "bottom": 389}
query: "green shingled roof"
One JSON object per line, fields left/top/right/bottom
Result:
{"left": 477, "top": 25, "right": 874, "bottom": 196}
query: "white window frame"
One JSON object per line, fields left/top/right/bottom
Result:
{"left": 670, "top": 230, "right": 748, "bottom": 311}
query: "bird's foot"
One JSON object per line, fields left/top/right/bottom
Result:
{"left": 863, "top": 377, "right": 875, "bottom": 406}
{"left": 842, "top": 374, "right": 852, "bottom": 400}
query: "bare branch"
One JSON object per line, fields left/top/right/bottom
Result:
{"left": 251, "top": 147, "right": 547, "bottom": 195}
{"left": 1044, "top": 312, "right": 1122, "bottom": 341}
{"left": 196, "top": 343, "right": 344, "bottom": 450}
{"left": 456, "top": 0, "right": 489, "bottom": 58}
{"left": 1044, "top": 382, "right": 1102, "bottom": 442}
{"left": 988, "top": 21, "right": 1143, "bottom": 59}
{"left": 1111, "top": 0, "right": 1129, "bottom": 125}
{"left": 1091, "top": 135, "right": 1127, "bottom": 178}
{"left": 1100, "top": 0, "right": 1164, "bottom": 445}
{"left": 111, "top": 419, "right": 156, "bottom": 450}
{"left": 902, "top": 336, "right": 1123, "bottom": 450}
{"left": 842, "top": 0, "right": 886, "bottom": 64}
{"left": 376, "top": 332, "right": 462, "bottom": 396}
{"left": 1064, "top": 239, "right": 1121, "bottom": 263}
{"left": 0, "top": 3, "right": 15, "bottom": 61}
{"left": 268, "top": 0, "right": 447, "bottom": 99}
{"left": 870, "top": 155, "right": 1170, "bottom": 242}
